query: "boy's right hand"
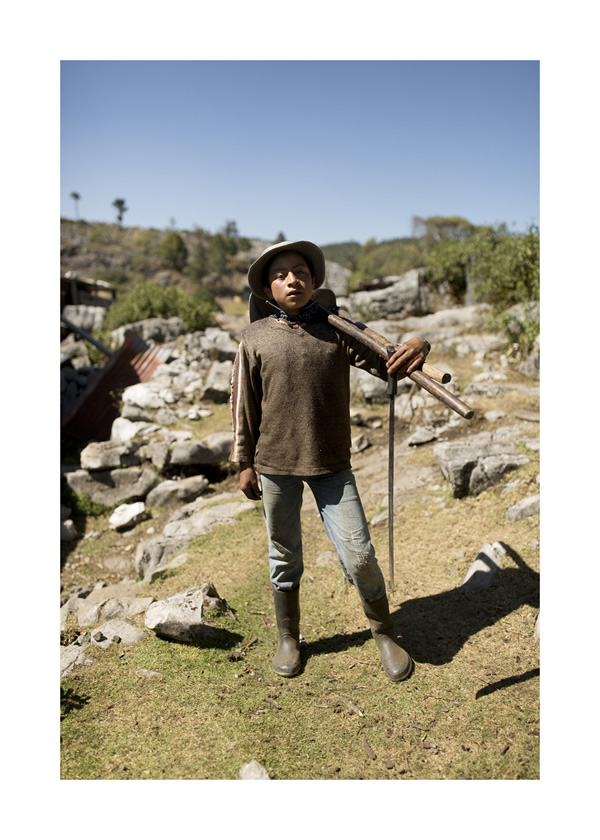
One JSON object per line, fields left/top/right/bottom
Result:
{"left": 240, "top": 464, "right": 261, "bottom": 500}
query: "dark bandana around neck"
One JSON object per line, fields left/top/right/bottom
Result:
{"left": 267, "top": 299, "right": 326, "bottom": 324}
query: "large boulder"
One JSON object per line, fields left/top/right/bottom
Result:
{"left": 111, "top": 317, "right": 187, "bottom": 346}
{"left": 121, "top": 382, "right": 170, "bottom": 411}
{"left": 144, "top": 583, "right": 229, "bottom": 643}
{"left": 64, "top": 466, "right": 160, "bottom": 506}
{"left": 324, "top": 261, "right": 351, "bottom": 298}
{"left": 80, "top": 440, "right": 141, "bottom": 470}
{"left": 184, "top": 328, "right": 239, "bottom": 361}
{"left": 433, "top": 432, "right": 530, "bottom": 497}
{"left": 201, "top": 360, "right": 233, "bottom": 403}
{"left": 169, "top": 432, "right": 234, "bottom": 466}
{"left": 348, "top": 269, "right": 430, "bottom": 318}
{"left": 145, "top": 475, "right": 209, "bottom": 508}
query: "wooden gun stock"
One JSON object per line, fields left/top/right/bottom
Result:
{"left": 336, "top": 307, "right": 451, "bottom": 384}
{"left": 319, "top": 306, "right": 474, "bottom": 420}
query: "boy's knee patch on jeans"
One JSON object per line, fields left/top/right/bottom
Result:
{"left": 355, "top": 551, "right": 372, "bottom": 569}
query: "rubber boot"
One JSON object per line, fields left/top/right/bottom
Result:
{"left": 271, "top": 587, "right": 301, "bottom": 677}
{"left": 361, "top": 594, "right": 413, "bottom": 682}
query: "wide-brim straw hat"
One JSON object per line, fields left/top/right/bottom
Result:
{"left": 247, "top": 240, "right": 326, "bottom": 300}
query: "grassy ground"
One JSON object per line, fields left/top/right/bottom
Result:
{"left": 61, "top": 442, "right": 540, "bottom": 780}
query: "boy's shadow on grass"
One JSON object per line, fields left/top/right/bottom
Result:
{"left": 305, "top": 543, "right": 539, "bottom": 669}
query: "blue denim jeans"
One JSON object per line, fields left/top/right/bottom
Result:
{"left": 260, "top": 469, "right": 386, "bottom": 602}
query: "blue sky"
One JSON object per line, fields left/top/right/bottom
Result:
{"left": 60, "top": 60, "right": 539, "bottom": 245}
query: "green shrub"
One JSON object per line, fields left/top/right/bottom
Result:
{"left": 185, "top": 241, "right": 208, "bottom": 281}
{"left": 486, "top": 303, "right": 540, "bottom": 355}
{"left": 102, "top": 283, "right": 220, "bottom": 333}
{"left": 471, "top": 224, "right": 540, "bottom": 310}
{"left": 426, "top": 223, "right": 540, "bottom": 310}
{"left": 349, "top": 237, "right": 425, "bottom": 289}
{"left": 160, "top": 232, "right": 188, "bottom": 271}
{"left": 62, "top": 487, "right": 111, "bottom": 518}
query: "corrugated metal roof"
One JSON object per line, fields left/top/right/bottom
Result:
{"left": 61, "top": 331, "right": 170, "bottom": 443}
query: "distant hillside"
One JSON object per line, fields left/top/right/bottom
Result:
{"left": 60, "top": 218, "right": 425, "bottom": 299}
{"left": 60, "top": 219, "right": 269, "bottom": 298}
{"left": 60, "top": 216, "right": 540, "bottom": 324}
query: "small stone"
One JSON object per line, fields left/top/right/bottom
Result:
{"left": 239, "top": 759, "right": 271, "bottom": 780}
{"left": 406, "top": 425, "right": 438, "bottom": 446}
{"left": 506, "top": 495, "right": 540, "bottom": 522}
{"left": 351, "top": 433, "right": 370, "bottom": 454}
{"left": 109, "top": 502, "right": 146, "bottom": 532}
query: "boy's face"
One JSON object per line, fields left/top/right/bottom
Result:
{"left": 263, "top": 250, "right": 316, "bottom": 315}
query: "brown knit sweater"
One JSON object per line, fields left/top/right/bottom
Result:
{"left": 229, "top": 316, "right": 389, "bottom": 476}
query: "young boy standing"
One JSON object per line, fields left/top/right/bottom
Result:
{"left": 230, "top": 240, "right": 430, "bottom": 682}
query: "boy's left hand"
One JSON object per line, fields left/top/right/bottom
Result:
{"left": 386, "top": 337, "right": 430, "bottom": 378}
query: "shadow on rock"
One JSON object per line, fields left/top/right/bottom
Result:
{"left": 391, "top": 543, "right": 539, "bottom": 666}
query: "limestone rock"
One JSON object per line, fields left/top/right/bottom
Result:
{"left": 406, "top": 426, "right": 438, "bottom": 446}
{"left": 351, "top": 433, "right": 370, "bottom": 454}
{"left": 348, "top": 269, "right": 428, "bottom": 318}
{"left": 61, "top": 644, "right": 92, "bottom": 678}
{"left": 239, "top": 759, "right": 271, "bottom": 780}
{"left": 121, "top": 382, "right": 167, "bottom": 410}
{"left": 155, "top": 407, "right": 178, "bottom": 426}
{"left": 169, "top": 432, "right": 234, "bottom": 466}
{"left": 64, "top": 466, "right": 160, "bottom": 506}
{"left": 506, "top": 495, "right": 540, "bottom": 522}
{"left": 201, "top": 360, "right": 233, "bottom": 403}
{"left": 146, "top": 475, "right": 209, "bottom": 508}
{"left": 324, "top": 260, "right": 351, "bottom": 297}
{"left": 77, "top": 596, "right": 155, "bottom": 627}
{"left": 139, "top": 439, "right": 170, "bottom": 471}
{"left": 111, "top": 316, "right": 187, "bottom": 346}
{"left": 80, "top": 440, "right": 141, "bottom": 470}
{"left": 434, "top": 433, "right": 530, "bottom": 498}
{"left": 196, "top": 327, "right": 239, "bottom": 361}
{"left": 89, "top": 618, "right": 147, "bottom": 649}
{"left": 144, "top": 584, "right": 225, "bottom": 643}
{"left": 109, "top": 501, "right": 146, "bottom": 531}
{"left": 110, "top": 417, "right": 149, "bottom": 443}
{"left": 134, "top": 535, "right": 191, "bottom": 582}
{"left": 461, "top": 542, "right": 506, "bottom": 593}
